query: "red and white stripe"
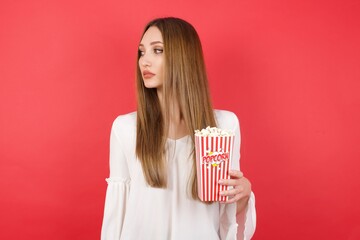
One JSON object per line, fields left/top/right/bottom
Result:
{"left": 195, "top": 135, "right": 234, "bottom": 201}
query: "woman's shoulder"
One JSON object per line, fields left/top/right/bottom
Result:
{"left": 214, "top": 109, "right": 240, "bottom": 131}
{"left": 111, "top": 111, "right": 137, "bottom": 133}
{"left": 113, "top": 111, "right": 136, "bottom": 123}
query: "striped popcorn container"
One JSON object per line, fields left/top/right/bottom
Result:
{"left": 195, "top": 132, "right": 235, "bottom": 201}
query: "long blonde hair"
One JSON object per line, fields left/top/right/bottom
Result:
{"left": 136, "top": 17, "right": 216, "bottom": 199}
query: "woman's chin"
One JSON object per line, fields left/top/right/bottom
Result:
{"left": 143, "top": 82, "right": 162, "bottom": 89}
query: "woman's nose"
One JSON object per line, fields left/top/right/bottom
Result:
{"left": 140, "top": 53, "right": 151, "bottom": 67}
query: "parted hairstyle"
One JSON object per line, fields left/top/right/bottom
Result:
{"left": 135, "top": 17, "right": 217, "bottom": 200}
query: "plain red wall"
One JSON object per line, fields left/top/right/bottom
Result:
{"left": 1, "top": 0, "right": 359, "bottom": 239}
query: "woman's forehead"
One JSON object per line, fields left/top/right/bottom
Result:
{"left": 140, "top": 26, "right": 163, "bottom": 46}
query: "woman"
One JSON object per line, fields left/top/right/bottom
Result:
{"left": 101, "top": 17, "right": 256, "bottom": 240}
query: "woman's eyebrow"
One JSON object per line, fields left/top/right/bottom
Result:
{"left": 139, "top": 41, "right": 164, "bottom": 47}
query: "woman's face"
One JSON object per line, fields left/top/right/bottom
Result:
{"left": 138, "top": 26, "right": 164, "bottom": 89}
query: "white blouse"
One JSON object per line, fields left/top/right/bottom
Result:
{"left": 101, "top": 110, "right": 256, "bottom": 240}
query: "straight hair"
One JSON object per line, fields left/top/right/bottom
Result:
{"left": 135, "top": 17, "right": 217, "bottom": 200}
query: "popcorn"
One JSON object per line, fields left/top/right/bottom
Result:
{"left": 194, "top": 126, "right": 235, "bottom": 201}
{"left": 195, "top": 126, "right": 234, "bottom": 137}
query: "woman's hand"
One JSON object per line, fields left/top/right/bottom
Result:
{"left": 218, "top": 170, "right": 251, "bottom": 213}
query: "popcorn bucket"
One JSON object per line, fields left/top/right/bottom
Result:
{"left": 195, "top": 133, "right": 235, "bottom": 201}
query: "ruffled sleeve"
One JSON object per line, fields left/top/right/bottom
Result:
{"left": 219, "top": 194, "right": 256, "bottom": 240}
{"left": 101, "top": 121, "right": 131, "bottom": 240}
{"left": 218, "top": 111, "right": 256, "bottom": 240}
{"left": 241, "top": 192, "right": 256, "bottom": 240}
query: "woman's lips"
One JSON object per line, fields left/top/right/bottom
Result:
{"left": 143, "top": 70, "right": 155, "bottom": 79}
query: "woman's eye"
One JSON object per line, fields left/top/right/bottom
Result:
{"left": 138, "top": 50, "right": 145, "bottom": 56}
{"left": 154, "top": 48, "right": 163, "bottom": 54}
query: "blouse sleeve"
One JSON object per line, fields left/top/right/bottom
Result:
{"left": 101, "top": 121, "right": 131, "bottom": 240}
{"left": 219, "top": 112, "right": 256, "bottom": 240}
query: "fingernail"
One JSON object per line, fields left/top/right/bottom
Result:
{"left": 218, "top": 180, "right": 223, "bottom": 184}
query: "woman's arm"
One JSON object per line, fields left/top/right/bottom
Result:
{"left": 217, "top": 110, "right": 256, "bottom": 239}
{"left": 101, "top": 117, "right": 131, "bottom": 240}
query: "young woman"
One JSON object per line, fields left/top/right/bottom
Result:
{"left": 101, "top": 17, "right": 256, "bottom": 240}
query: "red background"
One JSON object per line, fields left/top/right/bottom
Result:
{"left": 1, "top": 0, "right": 359, "bottom": 239}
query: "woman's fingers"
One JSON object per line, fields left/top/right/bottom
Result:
{"left": 218, "top": 170, "right": 251, "bottom": 204}
{"left": 218, "top": 170, "right": 243, "bottom": 186}
{"left": 218, "top": 179, "right": 240, "bottom": 186}
{"left": 220, "top": 186, "right": 244, "bottom": 196}
{"left": 229, "top": 170, "right": 243, "bottom": 178}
